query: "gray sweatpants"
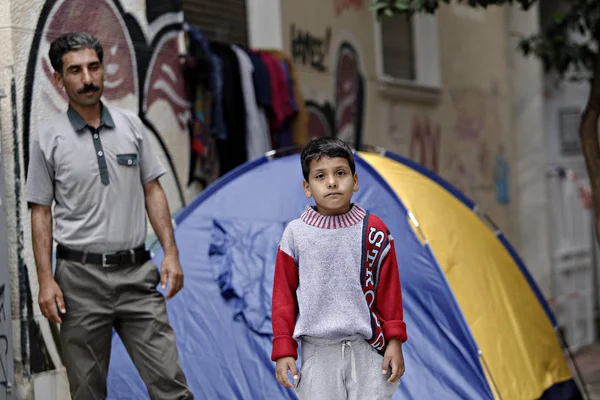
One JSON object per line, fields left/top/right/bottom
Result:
{"left": 295, "top": 336, "right": 400, "bottom": 400}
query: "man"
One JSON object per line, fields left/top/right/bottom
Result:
{"left": 24, "top": 32, "right": 193, "bottom": 399}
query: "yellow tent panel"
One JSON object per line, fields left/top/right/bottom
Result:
{"left": 360, "top": 152, "right": 572, "bottom": 399}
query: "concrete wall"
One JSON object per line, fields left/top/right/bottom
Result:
{"left": 506, "top": 3, "right": 553, "bottom": 300}
{"left": 275, "top": 1, "right": 516, "bottom": 240}
{"left": 0, "top": 0, "right": 202, "bottom": 396}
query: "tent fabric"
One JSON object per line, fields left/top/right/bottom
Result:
{"left": 105, "top": 151, "right": 578, "bottom": 400}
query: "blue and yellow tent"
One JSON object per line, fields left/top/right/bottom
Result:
{"left": 106, "top": 151, "right": 580, "bottom": 399}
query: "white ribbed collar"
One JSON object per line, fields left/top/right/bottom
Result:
{"left": 300, "top": 204, "right": 366, "bottom": 229}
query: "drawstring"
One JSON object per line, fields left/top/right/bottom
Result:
{"left": 341, "top": 341, "right": 357, "bottom": 383}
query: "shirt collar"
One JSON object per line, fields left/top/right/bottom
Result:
{"left": 67, "top": 102, "right": 115, "bottom": 132}
{"left": 300, "top": 203, "right": 366, "bottom": 229}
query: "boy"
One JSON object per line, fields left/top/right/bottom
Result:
{"left": 271, "top": 137, "right": 407, "bottom": 400}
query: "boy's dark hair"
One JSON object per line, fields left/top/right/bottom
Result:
{"left": 301, "top": 136, "right": 356, "bottom": 181}
{"left": 49, "top": 32, "right": 103, "bottom": 74}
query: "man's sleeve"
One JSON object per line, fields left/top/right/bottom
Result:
{"left": 24, "top": 137, "right": 54, "bottom": 206}
{"left": 271, "top": 225, "right": 299, "bottom": 361}
{"left": 375, "top": 232, "right": 408, "bottom": 343}
{"left": 135, "top": 116, "right": 166, "bottom": 184}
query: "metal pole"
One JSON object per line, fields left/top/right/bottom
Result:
{"left": 479, "top": 352, "right": 503, "bottom": 400}
{"left": 557, "top": 326, "right": 591, "bottom": 400}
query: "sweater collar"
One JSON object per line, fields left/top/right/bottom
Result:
{"left": 301, "top": 204, "right": 366, "bottom": 229}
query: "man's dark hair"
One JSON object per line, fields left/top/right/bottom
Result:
{"left": 301, "top": 136, "right": 356, "bottom": 181}
{"left": 49, "top": 32, "right": 103, "bottom": 74}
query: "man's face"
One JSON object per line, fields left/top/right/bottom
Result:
{"left": 54, "top": 48, "right": 104, "bottom": 107}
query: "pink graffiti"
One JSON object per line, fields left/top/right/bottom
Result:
{"left": 42, "top": 0, "right": 136, "bottom": 101}
{"left": 145, "top": 36, "right": 190, "bottom": 130}
{"left": 306, "top": 101, "right": 335, "bottom": 141}
{"left": 410, "top": 114, "right": 441, "bottom": 173}
{"left": 335, "top": 43, "right": 361, "bottom": 141}
{"left": 451, "top": 89, "right": 486, "bottom": 141}
{"left": 334, "top": 0, "right": 364, "bottom": 15}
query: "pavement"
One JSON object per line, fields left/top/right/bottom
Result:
{"left": 570, "top": 342, "right": 600, "bottom": 400}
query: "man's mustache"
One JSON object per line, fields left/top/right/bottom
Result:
{"left": 77, "top": 84, "right": 100, "bottom": 94}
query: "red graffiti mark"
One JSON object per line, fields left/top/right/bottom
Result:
{"left": 306, "top": 101, "right": 335, "bottom": 141}
{"left": 42, "top": 0, "right": 136, "bottom": 102}
{"left": 410, "top": 114, "right": 441, "bottom": 173}
{"left": 451, "top": 89, "right": 486, "bottom": 141}
{"left": 145, "top": 35, "right": 190, "bottom": 130}
{"left": 335, "top": 42, "right": 363, "bottom": 145}
{"left": 334, "top": 0, "right": 364, "bottom": 15}
{"left": 446, "top": 153, "right": 467, "bottom": 193}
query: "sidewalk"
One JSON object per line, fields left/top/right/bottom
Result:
{"left": 570, "top": 342, "right": 600, "bottom": 400}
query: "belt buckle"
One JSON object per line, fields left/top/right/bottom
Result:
{"left": 102, "top": 252, "right": 118, "bottom": 267}
{"left": 102, "top": 250, "right": 136, "bottom": 267}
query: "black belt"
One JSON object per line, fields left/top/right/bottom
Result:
{"left": 56, "top": 244, "right": 151, "bottom": 267}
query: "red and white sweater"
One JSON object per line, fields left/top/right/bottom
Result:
{"left": 271, "top": 204, "right": 407, "bottom": 361}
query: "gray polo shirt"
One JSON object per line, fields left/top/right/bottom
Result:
{"left": 24, "top": 104, "right": 166, "bottom": 253}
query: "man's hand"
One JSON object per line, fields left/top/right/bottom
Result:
{"left": 160, "top": 253, "right": 184, "bottom": 299}
{"left": 38, "top": 279, "right": 66, "bottom": 324}
{"left": 382, "top": 338, "right": 405, "bottom": 383}
{"left": 275, "top": 356, "right": 299, "bottom": 389}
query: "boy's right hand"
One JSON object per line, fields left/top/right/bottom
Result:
{"left": 275, "top": 356, "right": 299, "bottom": 389}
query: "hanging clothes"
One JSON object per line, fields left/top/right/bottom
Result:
{"left": 188, "top": 85, "right": 220, "bottom": 187}
{"left": 183, "top": 25, "right": 221, "bottom": 187}
{"left": 257, "top": 51, "right": 295, "bottom": 149}
{"left": 248, "top": 51, "right": 273, "bottom": 154}
{"left": 185, "top": 25, "right": 227, "bottom": 141}
{"left": 182, "top": 24, "right": 310, "bottom": 177}
{"left": 262, "top": 49, "right": 309, "bottom": 147}
{"left": 276, "top": 60, "right": 297, "bottom": 148}
{"left": 210, "top": 41, "right": 247, "bottom": 175}
{"left": 232, "top": 45, "right": 272, "bottom": 160}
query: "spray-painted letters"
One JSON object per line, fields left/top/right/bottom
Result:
{"left": 410, "top": 114, "right": 441, "bottom": 173}
{"left": 290, "top": 24, "right": 332, "bottom": 72}
{"left": 334, "top": 0, "right": 364, "bottom": 15}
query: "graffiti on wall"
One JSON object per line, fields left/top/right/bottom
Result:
{"left": 409, "top": 114, "right": 441, "bottom": 174}
{"left": 20, "top": 0, "right": 192, "bottom": 376}
{"left": 290, "top": 24, "right": 332, "bottom": 72}
{"left": 299, "top": 32, "right": 365, "bottom": 149}
{"left": 334, "top": 0, "right": 364, "bottom": 15}
{"left": 444, "top": 85, "right": 508, "bottom": 203}
{"left": 306, "top": 101, "right": 336, "bottom": 140}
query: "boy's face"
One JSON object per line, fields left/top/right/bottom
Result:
{"left": 303, "top": 156, "right": 359, "bottom": 216}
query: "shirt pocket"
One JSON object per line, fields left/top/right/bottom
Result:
{"left": 116, "top": 153, "right": 140, "bottom": 167}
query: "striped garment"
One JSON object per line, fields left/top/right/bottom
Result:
{"left": 271, "top": 204, "right": 407, "bottom": 361}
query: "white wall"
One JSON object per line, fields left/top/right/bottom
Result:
{"left": 245, "top": 0, "right": 284, "bottom": 49}
{"left": 506, "top": 3, "right": 554, "bottom": 299}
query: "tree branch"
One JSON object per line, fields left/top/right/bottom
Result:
{"left": 579, "top": 48, "right": 600, "bottom": 245}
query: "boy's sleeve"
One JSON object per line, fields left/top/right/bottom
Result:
{"left": 271, "top": 225, "right": 299, "bottom": 361}
{"left": 375, "top": 231, "right": 408, "bottom": 343}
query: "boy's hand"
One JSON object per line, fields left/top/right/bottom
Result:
{"left": 275, "top": 356, "right": 299, "bottom": 389}
{"left": 382, "top": 338, "right": 405, "bottom": 383}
